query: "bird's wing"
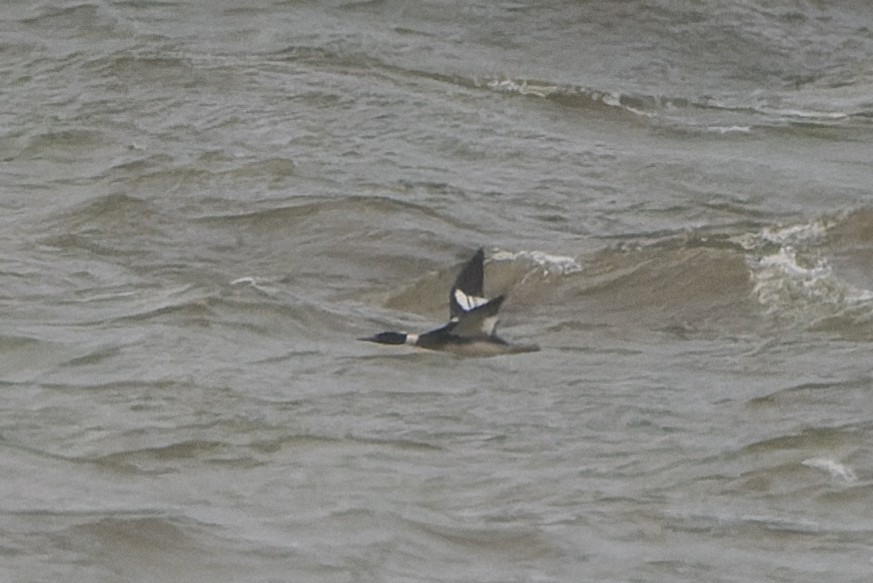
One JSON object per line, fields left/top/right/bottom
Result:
{"left": 448, "top": 295, "right": 504, "bottom": 338}
{"left": 449, "top": 248, "right": 487, "bottom": 318}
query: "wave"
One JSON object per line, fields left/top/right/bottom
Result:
{"left": 39, "top": 193, "right": 873, "bottom": 345}
{"left": 801, "top": 458, "right": 858, "bottom": 484}
{"left": 468, "top": 75, "right": 873, "bottom": 133}
{"left": 374, "top": 211, "right": 873, "bottom": 341}
{"left": 594, "top": 211, "right": 873, "bottom": 338}
{"left": 264, "top": 23, "right": 873, "bottom": 133}
{"left": 743, "top": 212, "right": 873, "bottom": 335}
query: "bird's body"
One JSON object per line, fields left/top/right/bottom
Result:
{"left": 361, "top": 249, "right": 538, "bottom": 355}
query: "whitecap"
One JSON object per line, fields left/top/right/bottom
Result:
{"left": 758, "top": 220, "right": 832, "bottom": 246}
{"left": 230, "top": 277, "right": 257, "bottom": 286}
{"left": 802, "top": 457, "right": 858, "bottom": 483}
{"left": 707, "top": 125, "right": 752, "bottom": 134}
{"left": 486, "top": 78, "right": 557, "bottom": 98}
{"left": 491, "top": 249, "right": 582, "bottom": 276}
{"left": 229, "top": 276, "right": 275, "bottom": 297}
{"left": 745, "top": 218, "right": 873, "bottom": 318}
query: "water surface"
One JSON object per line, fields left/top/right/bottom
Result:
{"left": 3, "top": 1, "right": 873, "bottom": 581}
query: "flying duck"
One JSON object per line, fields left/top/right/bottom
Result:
{"left": 361, "top": 248, "right": 538, "bottom": 355}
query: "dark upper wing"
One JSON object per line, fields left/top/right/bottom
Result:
{"left": 449, "top": 248, "right": 487, "bottom": 318}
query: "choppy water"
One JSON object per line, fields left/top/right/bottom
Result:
{"left": 3, "top": 1, "right": 873, "bottom": 581}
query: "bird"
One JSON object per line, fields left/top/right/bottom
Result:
{"left": 360, "top": 248, "right": 538, "bottom": 356}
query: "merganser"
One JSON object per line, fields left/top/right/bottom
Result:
{"left": 361, "top": 248, "right": 539, "bottom": 355}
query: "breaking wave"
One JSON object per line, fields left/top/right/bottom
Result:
{"left": 369, "top": 211, "right": 873, "bottom": 341}
{"left": 742, "top": 213, "right": 873, "bottom": 333}
{"left": 474, "top": 76, "right": 873, "bottom": 132}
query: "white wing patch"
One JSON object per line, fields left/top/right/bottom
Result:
{"left": 454, "top": 289, "right": 489, "bottom": 312}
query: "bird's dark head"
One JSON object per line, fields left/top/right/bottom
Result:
{"left": 360, "top": 331, "right": 409, "bottom": 345}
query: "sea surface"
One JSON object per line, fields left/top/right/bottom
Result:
{"left": 3, "top": 1, "right": 873, "bottom": 581}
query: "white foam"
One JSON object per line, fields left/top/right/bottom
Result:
{"left": 491, "top": 250, "right": 582, "bottom": 276}
{"left": 484, "top": 78, "right": 654, "bottom": 117}
{"left": 707, "top": 125, "right": 751, "bottom": 134}
{"left": 747, "top": 219, "right": 873, "bottom": 315}
{"left": 774, "top": 109, "right": 849, "bottom": 120}
{"left": 750, "top": 244, "right": 836, "bottom": 313}
{"left": 752, "top": 104, "right": 850, "bottom": 122}
{"left": 230, "top": 276, "right": 257, "bottom": 286}
{"left": 802, "top": 458, "right": 858, "bottom": 483}
{"left": 486, "top": 79, "right": 557, "bottom": 98}
{"left": 758, "top": 220, "right": 832, "bottom": 246}
{"left": 754, "top": 245, "right": 830, "bottom": 279}
{"left": 229, "top": 276, "right": 275, "bottom": 297}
